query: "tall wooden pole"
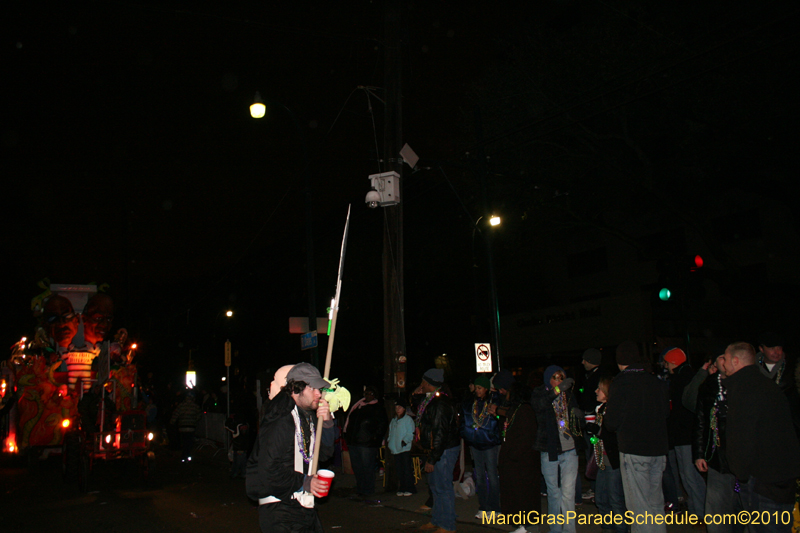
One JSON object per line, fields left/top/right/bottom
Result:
{"left": 382, "top": 0, "right": 406, "bottom": 396}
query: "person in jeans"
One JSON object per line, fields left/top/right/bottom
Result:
{"left": 604, "top": 341, "right": 670, "bottom": 533}
{"left": 532, "top": 365, "right": 583, "bottom": 533}
{"left": 664, "top": 347, "right": 707, "bottom": 522}
{"left": 387, "top": 398, "right": 416, "bottom": 496}
{"left": 693, "top": 353, "right": 744, "bottom": 533}
{"left": 586, "top": 375, "right": 627, "bottom": 533}
{"left": 414, "top": 368, "right": 461, "bottom": 533}
{"left": 460, "top": 375, "right": 503, "bottom": 517}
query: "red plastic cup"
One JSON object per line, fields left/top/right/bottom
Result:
{"left": 585, "top": 414, "right": 596, "bottom": 424}
{"left": 316, "top": 469, "right": 335, "bottom": 497}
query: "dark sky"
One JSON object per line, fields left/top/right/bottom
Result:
{"left": 3, "top": 1, "right": 799, "bottom": 390}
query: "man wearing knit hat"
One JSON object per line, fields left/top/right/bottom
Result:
{"left": 460, "top": 375, "right": 502, "bottom": 518}
{"left": 664, "top": 348, "right": 706, "bottom": 525}
{"left": 605, "top": 341, "right": 670, "bottom": 533}
{"left": 414, "top": 368, "right": 460, "bottom": 533}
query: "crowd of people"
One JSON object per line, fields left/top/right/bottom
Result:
{"left": 211, "top": 336, "right": 800, "bottom": 533}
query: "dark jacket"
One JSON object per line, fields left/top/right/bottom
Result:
{"left": 604, "top": 366, "right": 669, "bottom": 457}
{"left": 692, "top": 373, "right": 729, "bottom": 473}
{"left": 725, "top": 364, "right": 800, "bottom": 504}
{"left": 576, "top": 366, "right": 601, "bottom": 414}
{"left": 245, "top": 393, "right": 335, "bottom": 501}
{"left": 757, "top": 355, "right": 800, "bottom": 440}
{"left": 344, "top": 402, "right": 387, "bottom": 448}
{"left": 531, "top": 385, "right": 584, "bottom": 461}
{"left": 667, "top": 363, "right": 697, "bottom": 448}
{"left": 460, "top": 394, "right": 502, "bottom": 450}
{"left": 417, "top": 393, "right": 460, "bottom": 465}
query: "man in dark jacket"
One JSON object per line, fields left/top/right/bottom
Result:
{"left": 756, "top": 332, "right": 800, "bottom": 440}
{"left": 343, "top": 385, "right": 387, "bottom": 496}
{"left": 720, "top": 342, "right": 800, "bottom": 533}
{"left": 693, "top": 354, "right": 743, "bottom": 533}
{"left": 664, "top": 347, "right": 706, "bottom": 522}
{"left": 246, "top": 363, "right": 336, "bottom": 533}
{"left": 414, "top": 368, "right": 460, "bottom": 533}
{"left": 604, "top": 341, "right": 669, "bottom": 533}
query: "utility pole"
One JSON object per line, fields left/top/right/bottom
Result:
{"left": 382, "top": 0, "right": 406, "bottom": 396}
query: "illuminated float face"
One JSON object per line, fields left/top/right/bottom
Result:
{"left": 83, "top": 293, "right": 114, "bottom": 346}
{"left": 43, "top": 295, "right": 79, "bottom": 348}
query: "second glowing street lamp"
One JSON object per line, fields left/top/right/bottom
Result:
{"left": 250, "top": 92, "right": 320, "bottom": 366}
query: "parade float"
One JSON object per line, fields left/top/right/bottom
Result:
{"left": 0, "top": 282, "right": 153, "bottom": 490}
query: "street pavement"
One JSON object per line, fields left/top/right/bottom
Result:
{"left": 0, "top": 444, "right": 703, "bottom": 533}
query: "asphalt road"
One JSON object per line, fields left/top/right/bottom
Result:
{"left": 1, "top": 446, "right": 504, "bottom": 533}
{"left": 2, "top": 445, "right": 711, "bottom": 533}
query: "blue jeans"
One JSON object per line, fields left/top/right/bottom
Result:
{"left": 349, "top": 445, "right": 378, "bottom": 495}
{"left": 596, "top": 464, "right": 627, "bottom": 533}
{"left": 737, "top": 476, "right": 794, "bottom": 533}
{"left": 619, "top": 453, "right": 666, "bottom": 533}
{"left": 428, "top": 445, "right": 460, "bottom": 531}
{"left": 472, "top": 445, "right": 501, "bottom": 513}
{"left": 541, "top": 449, "right": 579, "bottom": 533}
{"left": 671, "top": 445, "right": 706, "bottom": 518}
{"left": 705, "top": 468, "right": 744, "bottom": 533}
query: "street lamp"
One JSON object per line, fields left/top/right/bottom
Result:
{"left": 249, "top": 91, "right": 319, "bottom": 366}
{"left": 473, "top": 215, "right": 503, "bottom": 371}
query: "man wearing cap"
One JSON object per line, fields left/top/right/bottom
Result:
{"left": 246, "top": 363, "right": 335, "bottom": 533}
{"left": 719, "top": 342, "right": 800, "bottom": 533}
{"left": 604, "top": 340, "right": 669, "bottom": 533}
{"left": 664, "top": 347, "right": 706, "bottom": 525}
{"left": 414, "top": 368, "right": 460, "bottom": 533}
{"left": 460, "top": 375, "right": 502, "bottom": 517}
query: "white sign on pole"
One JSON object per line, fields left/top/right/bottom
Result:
{"left": 475, "top": 343, "right": 493, "bottom": 373}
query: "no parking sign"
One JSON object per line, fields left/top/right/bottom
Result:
{"left": 475, "top": 343, "right": 492, "bottom": 373}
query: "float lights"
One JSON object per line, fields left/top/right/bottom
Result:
{"left": 659, "top": 288, "right": 672, "bottom": 301}
{"left": 61, "top": 419, "right": 71, "bottom": 428}
{"left": 147, "top": 432, "right": 154, "bottom": 441}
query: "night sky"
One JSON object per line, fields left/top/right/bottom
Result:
{"left": 3, "top": 1, "right": 799, "bottom": 392}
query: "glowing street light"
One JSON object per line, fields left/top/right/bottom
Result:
{"left": 489, "top": 215, "right": 501, "bottom": 227}
{"left": 226, "top": 310, "right": 233, "bottom": 318}
{"left": 250, "top": 92, "right": 266, "bottom": 119}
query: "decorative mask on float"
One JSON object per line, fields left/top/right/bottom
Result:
{"left": 43, "top": 295, "right": 79, "bottom": 349}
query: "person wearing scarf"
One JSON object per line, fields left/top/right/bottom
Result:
{"left": 531, "top": 365, "right": 583, "bottom": 533}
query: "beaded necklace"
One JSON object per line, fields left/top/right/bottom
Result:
{"left": 593, "top": 404, "right": 607, "bottom": 470}
{"left": 471, "top": 398, "right": 491, "bottom": 429}
{"left": 502, "top": 405, "right": 520, "bottom": 440}
{"left": 706, "top": 374, "right": 726, "bottom": 460}
{"left": 552, "top": 392, "right": 571, "bottom": 435}
{"left": 415, "top": 389, "right": 440, "bottom": 427}
{"left": 292, "top": 407, "right": 315, "bottom": 465}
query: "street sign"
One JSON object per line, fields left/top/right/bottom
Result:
{"left": 224, "top": 340, "right": 232, "bottom": 367}
{"left": 301, "top": 331, "right": 318, "bottom": 351}
{"left": 475, "top": 343, "right": 492, "bottom": 373}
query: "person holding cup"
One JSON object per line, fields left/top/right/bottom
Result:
{"left": 246, "top": 363, "right": 336, "bottom": 533}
